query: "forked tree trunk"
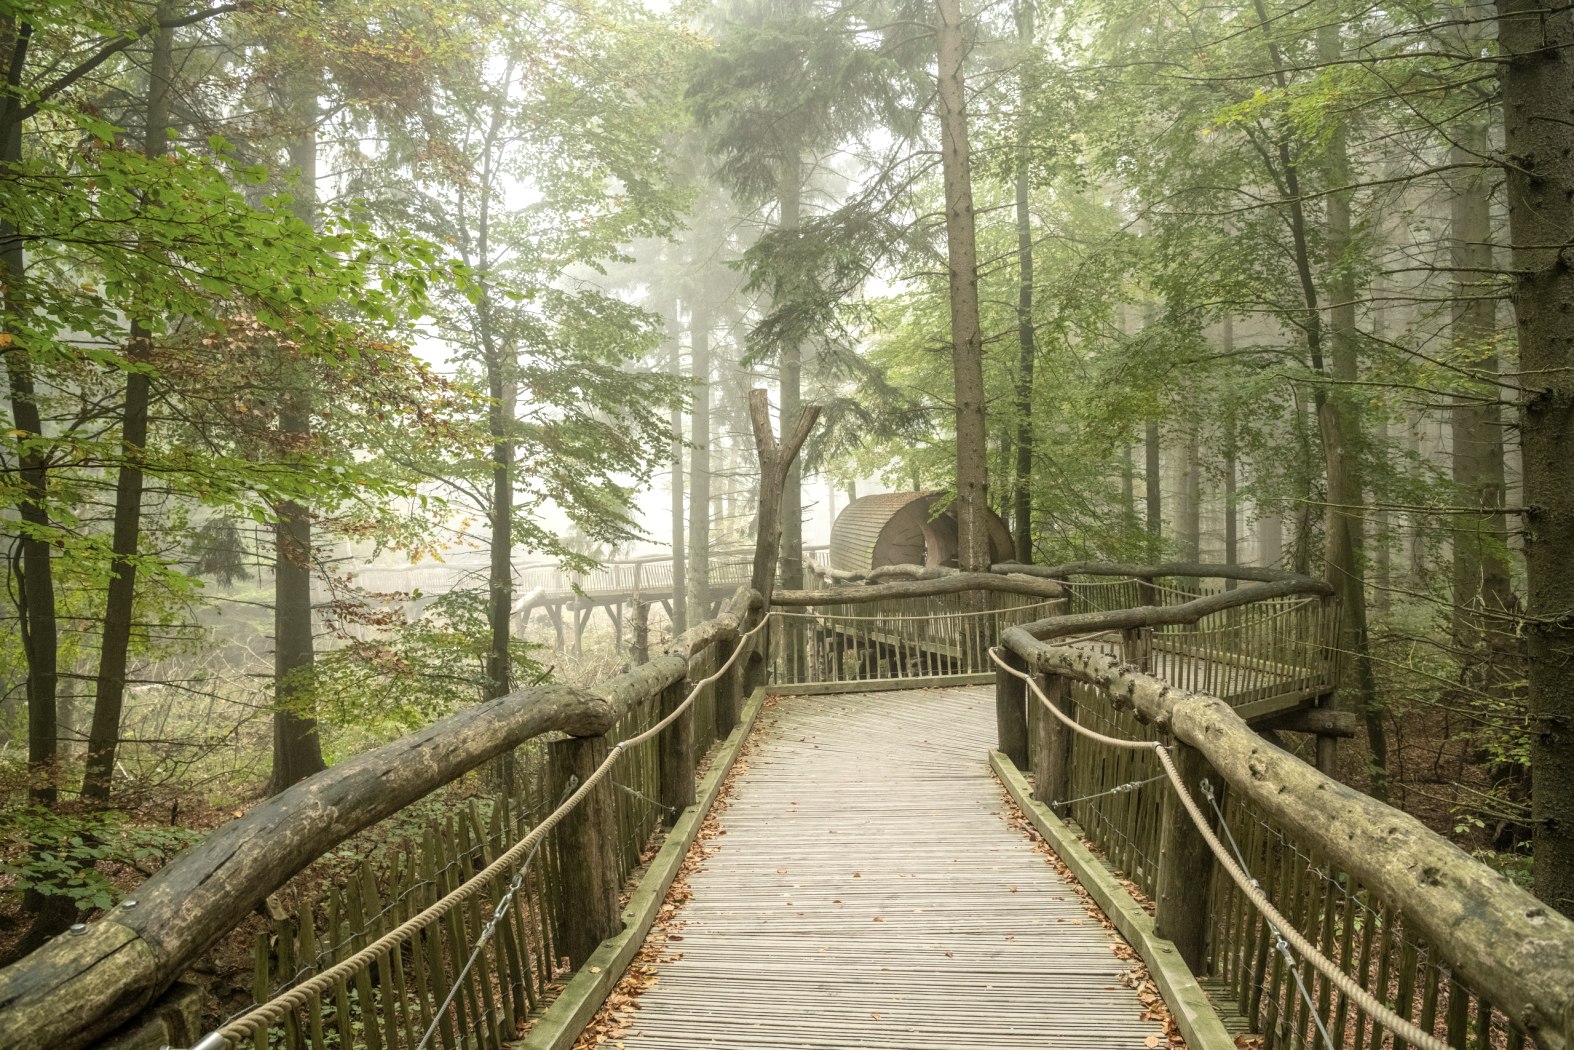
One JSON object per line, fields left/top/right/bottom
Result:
{"left": 747, "top": 390, "right": 819, "bottom": 606}
{"left": 935, "top": 0, "right": 990, "bottom": 573}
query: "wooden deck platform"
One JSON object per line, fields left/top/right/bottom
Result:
{"left": 606, "top": 686, "right": 1165, "bottom": 1049}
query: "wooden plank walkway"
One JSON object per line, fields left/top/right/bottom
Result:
{"left": 608, "top": 686, "right": 1167, "bottom": 1049}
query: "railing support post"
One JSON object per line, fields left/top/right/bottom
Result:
{"left": 1032, "top": 673, "right": 1074, "bottom": 808}
{"left": 746, "top": 615, "right": 769, "bottom": 693}
{"left": 1121, "top": 626, "right": 1152, "bottom": 671}
{"left": 1156, "top": 739, "right": 1213, "bottom": 974}
{"left": 995, "top": 647, "right": 1030, "bottom": 768}
{"left": 714, "top": 638, "right": 741, "bottom": 737}
{"left": 548, "top": 732, "right": 621, "bottom": 968}
{"left": 658, "top": 676, "right": 695, "bottom": 822}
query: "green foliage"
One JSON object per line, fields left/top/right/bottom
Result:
{"left": 0, "top": 806, "right": 201, "bottom": 911}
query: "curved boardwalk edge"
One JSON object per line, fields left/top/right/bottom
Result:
{"left": 991, "top": 750, "right": 1234, "bottom": 1050}
{"left": 519, "top": 685, "right": 768, "bottom": 1050}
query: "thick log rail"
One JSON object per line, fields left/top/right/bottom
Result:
{"left": 0, "top": 589, "right": 767, "bottom": 1050}
{"left": 3, "top": 562, "right": 1572, "bottom": 1050}
{"left": 991, "top": 564, "right": 1574, "bottom": 1050}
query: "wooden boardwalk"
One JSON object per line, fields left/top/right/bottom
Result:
{"left": 610, "top": 686, "right": 1165, "bottom": 1049}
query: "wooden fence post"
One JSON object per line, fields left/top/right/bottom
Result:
{"left": 1032, "top": 673, "right": 1074, "bottom": 809}
{"left": 994, "top": 647, "right": 1030, "bottom": 768}
{"left": 714, "top": 639, "right": 741, "bottom": 737}
{"left": 548, "top": 733, "right": 620, "bottom": 968}
{"left": 1122, "top": 626, "right": 1152, "bottom": 671}
{"left": 745, "top": 616, "right": 767, "bottom": 695}
{"left": 1155, "top": 739, "right": 1213, "bottom": 974}
{"left": 658, "top": 676, "right": 695, "bottom": 823}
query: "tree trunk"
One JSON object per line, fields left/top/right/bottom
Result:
{"left": 1, "top": 20, "right": 58, "bottom": 808}
{"left": 935, "top": 0, "right": 990, "bottom": 573}
{"left": 1313, "top": 22, "right": 1384, "bottom": 796}
{"left": 747, "top": 390, "right": 819, "bottom": 607}
{"left": 483, "top": 320, "right": 514, "bottom": 705}
{"left": 82, "top": 13, "right": 174, "bottom": 802}
{"left": 1499, "top": 0, "right": 1574, "bottom": 917}
{"left": 1447, "top": 111, "right": 1513, "bottom": 657}
{"left": 688, "top": 299, "right": 711, "bottom": 615}
{"left": 1010, "top": 0, "right": 1037, "bottom": 564}
{"left": 1222, "top": 319, "right": 1238, "bottom": 573}
{"left": 1179, "top": 424, "right": 1201, "bottom": 562}
{"left": 268, "top": 75, "right": 326, "bottom": 794}
{"left": 777, "top": 149, "right": 806, "bottom": 591}
{"left": 669, "top": 309, "right": 687, "bottom": 634}
{"left": 1145, "top": 418, "right": 1162, "bottom": 559}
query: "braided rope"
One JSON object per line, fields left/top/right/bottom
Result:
{"left": 196, "top": 614, "right": 768, "bottom": 1049}
{"left": 988, "top": 646, "right": 1154, "bottom": 751}
{"left": 1152, "top": 745, "right": 1450, "bottom": 1050}
{"left": 990, "top": 644, "right": 1450, "bottom": 1050}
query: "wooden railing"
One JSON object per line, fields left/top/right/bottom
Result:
{"left": 768, "top": 567, "right": 1069, "bottom": 687}
{"left": 0, "top": 588, "right": 768, "bottom": 1050}
{"left": 994, "top": 567, "right": 1574, "bottom": 1050}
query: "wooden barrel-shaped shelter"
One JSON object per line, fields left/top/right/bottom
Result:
{"left": 829, "top": 490, "right": 1014, "bottom": 572}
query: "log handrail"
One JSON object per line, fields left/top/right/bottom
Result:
{"left": 1000, "top": 616, "right": 1574, "bottom": 1050}
{"left": 0, "top": 587, "right": 767, "bottom": 1050}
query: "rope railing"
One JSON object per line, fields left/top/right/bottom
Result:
{"left": 994, "top": 603, "right": 1574, "bottom": 1050}
{"left": 988, "top": 646, "right": 1451, "bottom": 1050}
{"left": 190, "top": 614, "right": 768, "bottom": 1050}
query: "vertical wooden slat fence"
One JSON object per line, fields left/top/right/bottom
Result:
{"left": 998, "top": 568, "right": 1572, "bottom": 1050}
{"left": 208, "top": 593, "right": 767, "bottom": 1050}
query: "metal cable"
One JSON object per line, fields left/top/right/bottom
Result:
{"left": 1152, "top": 744, "right": 1449, "bottom": 1050}
{"left": 191, "top": 615, "right": 768, "bottom": 1050}
{"left": 1052, "top": 772, "right": 1165, "bottom": 813}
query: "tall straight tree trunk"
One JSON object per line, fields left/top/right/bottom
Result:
{"left": 1447, "top": 113, "right": 1513, "bottom": 655}
{"left": 777, "top": 146, "right": 805, "bottom": 591}
{"left": 1317, "top": 24, "right": 1384, "bottom": 796}
{"left": 82, "top": 14, "right": 173, "bottom": 801}
{"left": 688, "top": 299, "right": 711, "bottom": 616}
{"left": 1179, "top": 425, "right": 1201, "bottom": 562}
{"left": 482, "top": 312, "right": 513, "bottom": 705}
{"left": 1499, "top": 0, "right": 1574, "bottom": 917}
{"left": 1222, "top": 319, "right": 1238, "bottom": 576}
{"left": 1121, "top": 442, "right": 1137, "bottom": 542}
{"left": 1010, "top": 0, "right": 1037, "bottom": 564}
{"left": 268, "top": 75, "right": 326, "bottom": 794}
{"left": 0, "top": 21, "right": 58, "bottom": 808}
{"left": 1145, "top": 419, "right": 1162, "bottom": 558}
{"left": 934, "top": 0, "right": 990, "bottom": 573}
{"left": 669, "top": 310, "right": 687, "bottom": 634}
{"left": 1372, "top": 415, "right": 1392, "bottom": 615}
{"left": 1255, "top": 10, "right": 1385, "bottom": 792}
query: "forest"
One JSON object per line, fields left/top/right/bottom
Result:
{"left": 1, "top": 0, "right": 1572, "bottom": 1038}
